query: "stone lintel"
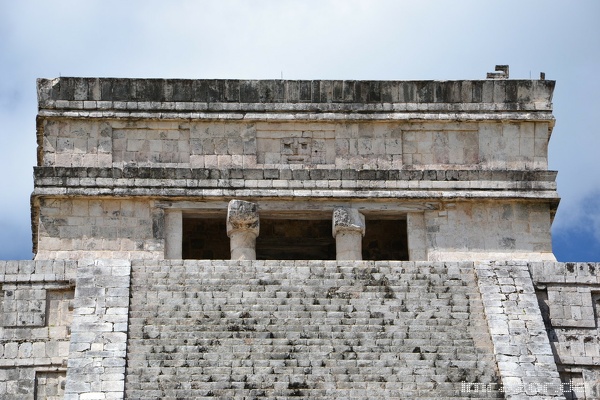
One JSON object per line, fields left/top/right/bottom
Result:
{"left": 157, "top": 200, "right": 439, "bottom": 216}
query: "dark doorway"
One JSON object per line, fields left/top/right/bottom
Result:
{"left": 256, "top": 219, "right": 336, "bottom": 260}
{"left": 182, "top": 215, "right": 409, "bottom": 261}
{"left": 362, "top": 219, "right": 408, "bottom": 261}
{"left": 182, "top": 216, "right": 230, "bottom": 259}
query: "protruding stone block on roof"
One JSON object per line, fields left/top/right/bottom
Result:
{"left": 487, "top": 65, "right": 509, "bottom": 79}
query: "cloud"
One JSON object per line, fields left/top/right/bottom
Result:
{"left": 553, "top": 189, "right": 600, "bottom": 261}
{"left": 0, "top": 216, "right": 33, "bottom": 260}
{"left": 1, "top": 0, "right": 599, "bottom": 260}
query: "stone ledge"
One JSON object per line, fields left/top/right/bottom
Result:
{"left": 40, "top": 100, "right": 554, "bottom": 113}
{"left": 0, "top": 357, "right": 68, "bottom": 368}
{"left": 529, "top": 262, "right": 600, "bottom": 285}
{"left": 0, "top": 260, "right": 78, "bottom": 283}
{"left": 31, "top": 187, "right": 561, "bottom": 200}
{"left": 32, "top": 166, "right": 559, "bottom": 199}
{"left": 34, "top": 166, "right": 558, "bottom": 182}
{"left": 38, "top": 78, "right": 555, "bottom": 106}
{"left": 37, "top": 109, "right": 556, "bottom": 122}
{"left": 32, "top": 178, "right": 557, "bottom": 192}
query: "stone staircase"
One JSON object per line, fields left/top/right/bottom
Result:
{"left": 125, "top": 261, "right": 503, "bottom": 399}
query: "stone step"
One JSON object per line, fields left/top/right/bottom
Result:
{"left": 132, "top": 280, "right": 476, "bottom": 286}
{"left": 125, "top": 261, "right": 500, "bottom": 399}
{"left": 124, "top": 387, "right": 503, "bottom": 399}
{"left": 132, "top": 275, "right": 476, "bottom": 282}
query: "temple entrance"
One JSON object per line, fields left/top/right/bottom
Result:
{"left": 182, "top": 213, "right": 409, "bottom": 261}
{"left": 362, "top": 218, "right": 409, "bottom": 261}
{"left": 256, "top": 219, "right": 336, "bottom": 260}
{"left": 182, "top": 216, "right": 230, "bottom": 259}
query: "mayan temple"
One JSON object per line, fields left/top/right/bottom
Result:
{"left": 1, "top": 66, "right": 599, "bottom": 399}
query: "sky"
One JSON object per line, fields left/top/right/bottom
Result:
{"left": 0, "top": 0, "right": 599, "bottom": 261}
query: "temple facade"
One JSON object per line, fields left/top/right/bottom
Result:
{"left": 0, "top": 69, "right": 598, "bottom": 398}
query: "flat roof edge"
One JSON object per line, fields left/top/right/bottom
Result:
{"left": 37, "top": 77, "right": 555, "bottom": 106}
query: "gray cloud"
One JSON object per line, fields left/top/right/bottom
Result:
{"left": 1, "top": 0, "right": 599, "bottom": 260}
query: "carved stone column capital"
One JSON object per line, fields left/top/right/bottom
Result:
{"left": 227, "top": 200, "right": 259, "bottom": 260}
{"left": 332, "top": 207, "right": 365, "bottom": 237}
{"left": 227, "top": 200, "right": 260, "bottom": 237}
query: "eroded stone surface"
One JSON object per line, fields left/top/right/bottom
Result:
{"left": 3, "top": 74, "right": 594, "bottom": 398}
{"left": 125, "top": 260, "right": 503, "bottom": 399}
{"left": 0, "top": 260, "right": 75, "bottom": 400}
{"left": 227, "top": 200, "right": 260, "bottom": 260}
{"left": 530, "top": 262, "right": 600, "bottom": 398}
{"left": 332, "top": 208, "right": 365, "bottom": 260}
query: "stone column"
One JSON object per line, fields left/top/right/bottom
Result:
{"left": 407, "top": 212, "right": 427, "bottom": 261}
{"left": 227, "top": 200, "right": 260, "bottom": 260}
{"left": 164, "top": 210, "right": 182, "bottom": 259}
{"left": 332, "top": 207, "right": 365, "bottom": 260}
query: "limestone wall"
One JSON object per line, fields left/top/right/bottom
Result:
{"left": 33, "top": 194, "right": 555, "bottom": 262}
{"left": 424, "top": 202, "right": 555, "bottom": 261}
{"left": 20, "top": 76, "right": 586, "bottom": 398}
{"left": 0, "top": 260, "right": 76, "bottom": 400}
{"left": 3, "top": 259, "right": 594, "bottom": 398}
{"left": 531, "top": 262, "right": 600, "bottom": 398}
{"left": 32, "top": 77, "right": 560, "bottom": 262}
{"left": 39, "top": 119, "right": 551, "bottom": 171}
{"left": 35, "top": 198, "right": 162, "bottom": 260}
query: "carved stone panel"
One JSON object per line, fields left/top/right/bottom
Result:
{"left": 257, "top": 130, "right": 335, "bottom": 165}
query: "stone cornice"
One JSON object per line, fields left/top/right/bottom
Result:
{"left": 37, "top": 109, "right": 556, "bottom": 123}
{"left": 32, "top": 167, "right": 559, "bottom": 201}
{"left": 33, "top": 166, "right": 558, "bottom": 182}
{"left": 37, "top": 78, "right": 555, "bottom": 115}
